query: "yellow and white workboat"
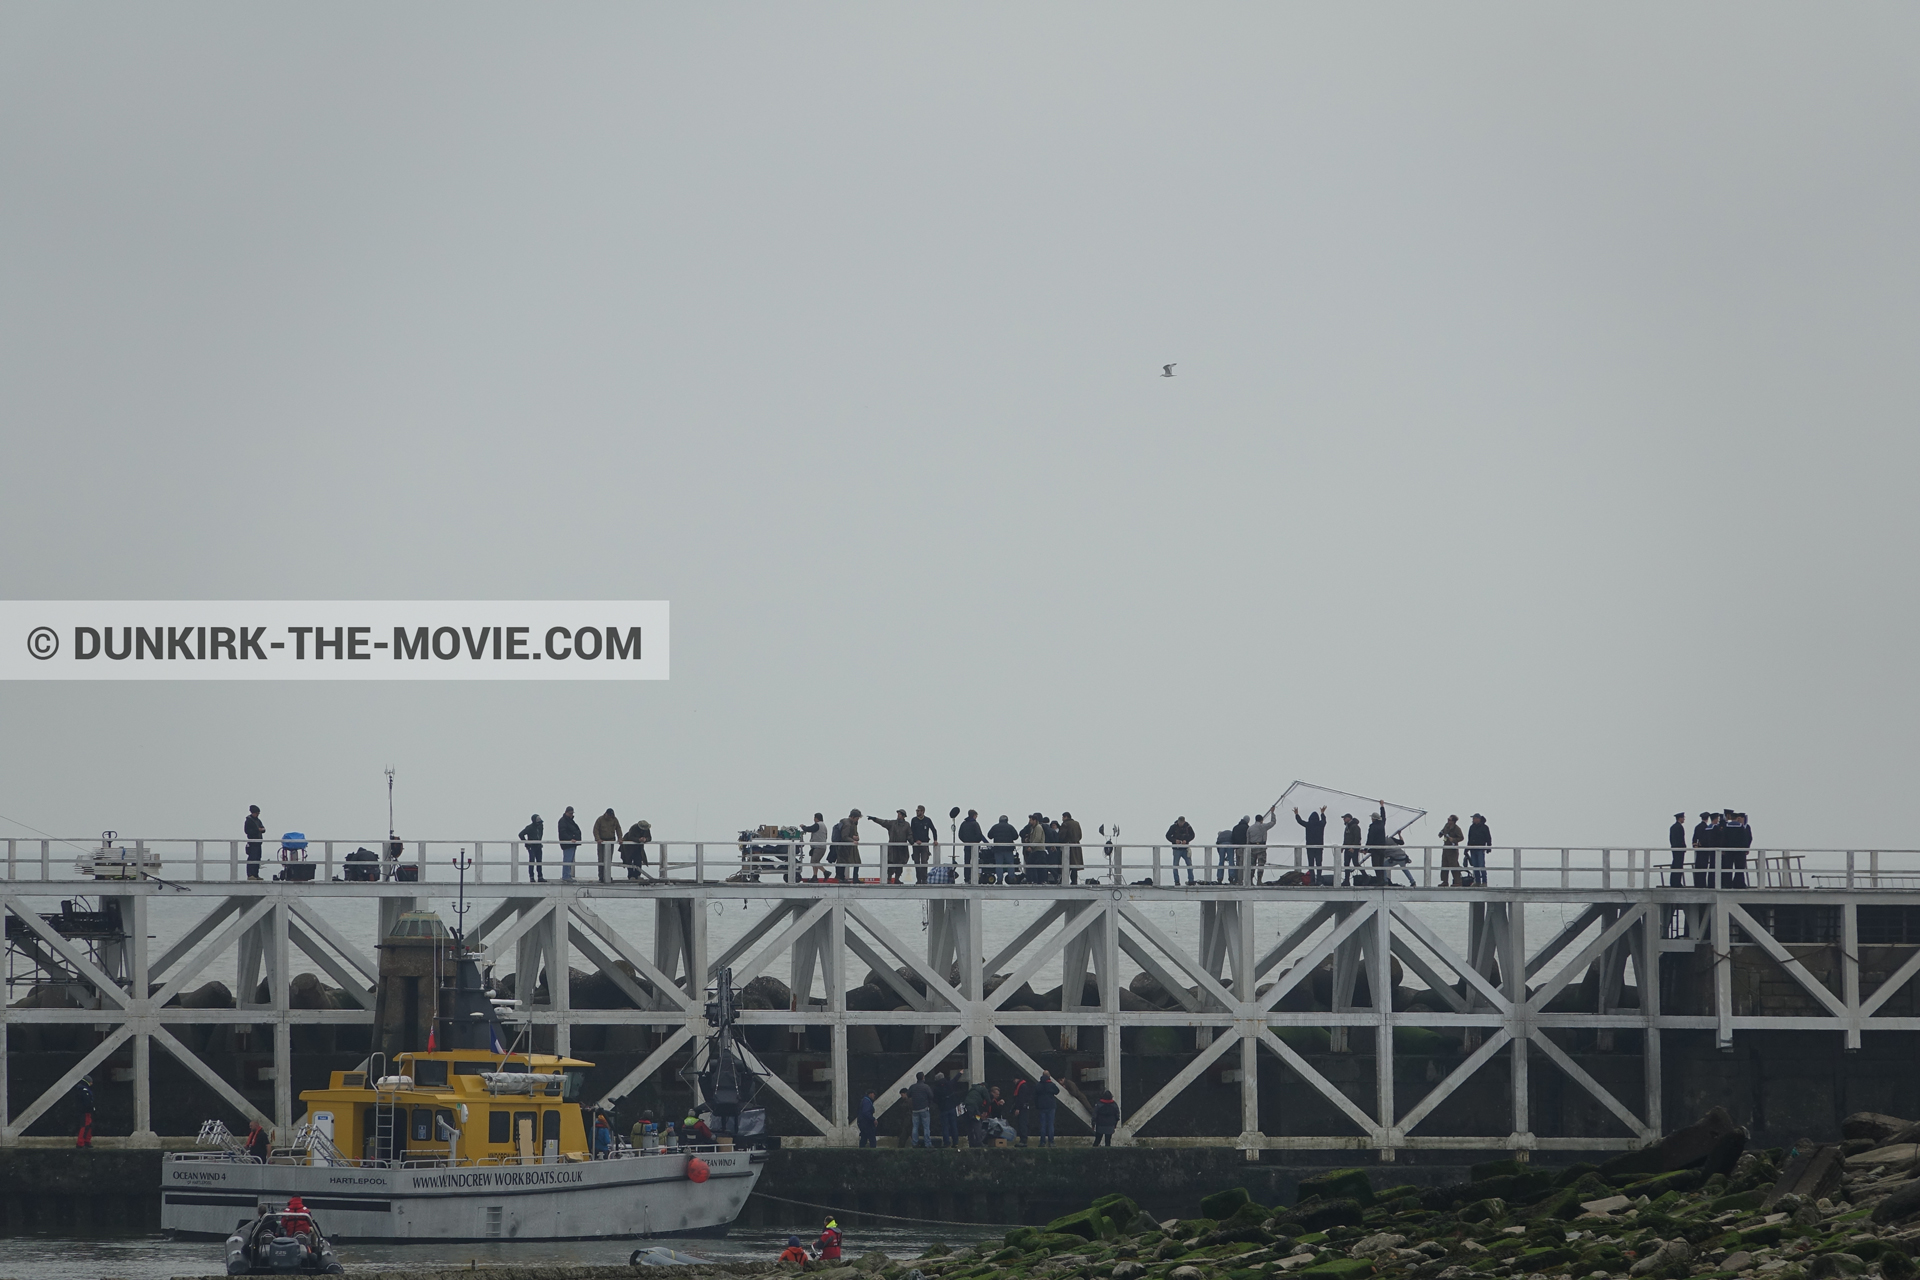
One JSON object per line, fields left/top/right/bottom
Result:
{"left": 163, "top": 946, "right": 763, "bottom": 1243}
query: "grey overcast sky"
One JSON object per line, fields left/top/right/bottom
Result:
{"left": 2, "top": 5, "right": 1916, "bottom": 851}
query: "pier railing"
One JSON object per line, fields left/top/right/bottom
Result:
{"left": 4, "top": 835, "right": 1913, "bottom": 891}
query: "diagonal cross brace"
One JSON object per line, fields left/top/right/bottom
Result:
{"left": 152, "top": 898, "right": 277, "bottom": 1009}
{"left": 1255, "top": 1024, "right": 1377, "bottom": 1137}
{"left": 567, "top": 901, "right": 696, "bottom": 1012}
{"left": 1527, "top": 906, "right": 1646, "bottom": 1014}
{"left": 985, "top": 1026, "right": 1094, "bottom": 1127}
{"left": 1389, "top": 903, "right": 1509, "bottom": 1012}
{"left": 1725, "top": 903, "right": 1848, "bottom": 1019}
{"left": 3, "top": 896, "right": 132, "bottom": 1008}
{"left": 1394, "top": 1028, "right": 1511, "bottom": 1135}
{"left": 1122, "top": 904, "right": 1240, "bottom": 1012}
{"left": 1118, "top": 1025, "right": 1241, "bottom": 1138}
{"left": 987, "top": 903, "right": 1103, "bottom": 1011}
{"left": 1528, "top": 1029, "right": 1650, "bottom": 1138}
{"left": 1259, "top": 903, "right": 1377, "bottom": 1013}
{"left": 593, "top": 1027, "right": 695, "bottom": 1110}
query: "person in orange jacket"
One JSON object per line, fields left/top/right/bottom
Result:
{"left": 778, "top": 1235, "right": 810, "bottom": 1264}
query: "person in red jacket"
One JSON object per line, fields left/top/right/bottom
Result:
{"left": 818, "top": 1218, "right": 842, "bottom": 1260}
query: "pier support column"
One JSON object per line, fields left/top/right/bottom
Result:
{"left": 829, "top": 901, "right": 849, "bottom": 1141}
{"left": 272, "top": 898, "right": 292, "bottom": 1130}
{"left": 127, "top": 892, "right": 156, "bottom": 1146}
{"left": 552, "top": 895, "right": 572, "bottom": 1059}
{"left": 1101, "top": 895, "right": 1123, "bottom": 1138}
{"left": 966, "top": 900, "right": 986, "bottom": 1087}
{"left": 1329, "top": 904, "right": 1362, "bottom": 1054}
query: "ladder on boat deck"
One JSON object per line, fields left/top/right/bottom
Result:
{"left": 369, "top": 1053, "right": 398, "bottom": 1164}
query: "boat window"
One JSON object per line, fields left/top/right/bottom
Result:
{"left": 541, "top": 1110, "right": 560, "bottom": 1146}
{"left": 488, "top": 1110, "right": 509, "bottom": 1144}
{"left": 560, "top": 1070, "right": 585, "bottom": 1101}
{"left": 413, "top": 1059, "right": 449, "bottom": 1089}
{"left": 410, "top": 1108, "right": 433, "bottom": 1142}
{"left": 342, "top": 1072, "right": 367, "bottom": 1088}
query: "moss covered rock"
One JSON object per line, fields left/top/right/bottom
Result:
{"left": 1298, "top": 1170, "right": 1375, "bottom": 1208}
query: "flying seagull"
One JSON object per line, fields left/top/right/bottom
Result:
{"left": 1161, "top": 364, "right": 1176, "bottom": 377}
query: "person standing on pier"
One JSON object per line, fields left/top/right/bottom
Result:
{"left": 1060, "top": 811, "right": 1084, "bottom": 884}
{"left": 868, "top": 809, "right": 913, "bottom": 884}
{"left": 1669, "top": 813, "right": 1688, "bottom": 887}
{"left": 1722, "top": 811, "right": 1752, "bottom": 887}
{"left": 1021, "top": 814, "right": 1048, "bottom": 884}
{"left": 1438, "top": 815, "right": 1465, "bottom": 886}
{"left": 518, "top": 814, "right": 546, "bottom": 883}
{"left": 1692, "top": 811, "right": 1721, "bottom": 888}
{"left": 857, "top": 1089, "right": 877, "bottom": 1147}
{"left": 1339, "top": 813, "right": 1364, "bottom": 885}
{"left": 1034, "top": 1071, "right": 1060, "bottom": 1146}
{"left": 620, "top": 818, "right": 652, "bottom": 881}
{"left": 802, "top": 813, "right": 829, "bottom": 882}
{"left": 592, "top": 808, "right": 622, "bottom": 883}
{"left": 910, "top": 805, "right": 939, "bottom": 883}
{"left": 557, "top": 807, "right": 582, "bottom": 881}
{"left": 907, "top": 1072, "right": 934, "bottom": 1147}
{"left": 1247, "top": 804, "right": 1278, "bottom": 884}
{"left": 1294, "top": 806, "right": 1328, "bottom": 878}
{"left": 957, "top": 810, "right": 986, "bottom": 883}
{"left": 244, "top": 805, "right": 266, "bottom": 880}
{"left": 1091, "top": 1089, "right": 1119, "bottom": 1146}
{"left": 831, "top": 810, "right": 862, "bottom": 882}
{"left": 1466, "top": 813, "right": 1491, "bottom": 885}
{"left": 987, "top": 814, "right": 1018, "bottom": 883}
{"left": 1165, "top": 816, "right": 1196, "bottom": 885}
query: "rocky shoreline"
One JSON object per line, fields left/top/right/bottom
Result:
{"left": 169, "top": 1107, "right": 1920, "bottom": 1280}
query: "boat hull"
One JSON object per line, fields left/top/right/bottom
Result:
{"left": 162, "top": 1150, "right": 763, "bottom": 1243}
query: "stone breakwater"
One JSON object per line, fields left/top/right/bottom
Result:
{"left": 167, "top": 1105, "right": 1920, "bottom": 1280}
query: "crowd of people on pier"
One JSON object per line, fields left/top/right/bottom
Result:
{"left": 853, "top": 1067, "right": 1120, "bottom": 1150}
{"left": 1669, "top": 808, "right": 1756, "bottom": 888}
{"left": 239, "top": 799, "right": 1758, "bottom": 890}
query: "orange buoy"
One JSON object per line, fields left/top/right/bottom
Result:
{"left": 686, "top": 1156, "right": 710, "bottom": 1183}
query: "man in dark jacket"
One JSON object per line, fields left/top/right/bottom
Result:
{"left": 1295, "top": 805, "right": 1328, "bottom": 874}
{"left": 1692, "top": 811, "right": 1720, "bottom": 888}
{"left": 1340, "top": 814, "right": 1364, "bottom": 885}
{"left": 244, "top": 805, "right": 266, "bottom": 881}
{"left": 958, "top": 810, "right": 986, "bottom": 882}
{"left": 1022, "top": 815, "right": 1051, "bottom": 884}
{"left": 1059, "top": 812, "right": 1084, "bottom": 884}
{"left": 1091, "top": 1089, "right": 1120, "bottom": 1146}
{"left": 909, "top": 805, "right": 939, "bottom": 883}
{"left": 1669, "top": 813, "right": 1688, "bottom": 888}
{"left": 519, "top": 814, "right": 545, "bottom": 883}
{"left": 1165, "top": 817, "right": 1196, "bottom": 885}
{"left": 1034, "top": 1071, "right": 1060, "bottom": 1147}
{"left": 557, "top": 807, "right": 582, "bottom": 882}
{"left": 620, "top": 820, "right": 652, "bottom": 881}
{"left": 1721, "top": 811, "right": 1752, "bottom": 888}
{"left": 986, "top": 815, "right": 1019, "bottom": 883}
{"left": 831, "top": 810, "right": 863, "bottom": 882}
{"left": 857, "top": 1090, "right": 877, "bottom": 1148}
{"left": 1466, "top": 813, "right": 1491, "bottom": 885}
{"left": 1228, "top": 815, "right": 1251, "bottom": 885}
{"left": 906, "top": 1073, "right": 934, "bottom": 1147}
